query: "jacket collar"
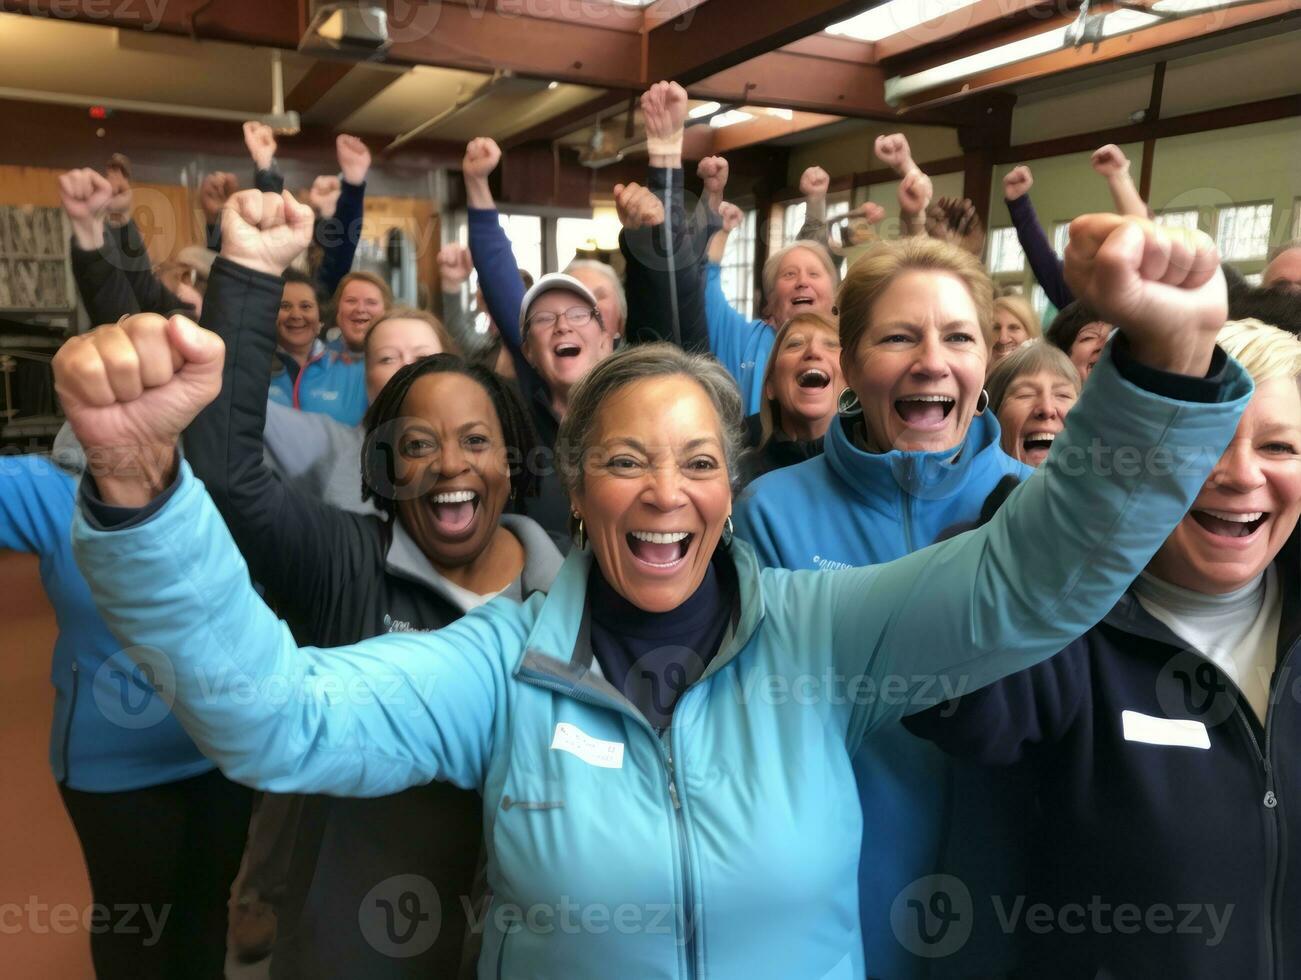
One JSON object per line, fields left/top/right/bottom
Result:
{"left": 512, "top": 538, "right": 768, "bottom": 708}
{"left": 823, "top": 407, "right": 1014, "bottom": 507}
{"left": 384, "top": 514, "right": 564, "bottom": 611}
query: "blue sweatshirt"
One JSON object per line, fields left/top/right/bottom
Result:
{"left": 702, "top": 261, "right": 774, "bottom": 416}
{"left": 0, "top": 454, "right": 212, "bottom": 792}
{"left": 735, "top": 405, "right": 1032, "bottom": 979}
{"left": 269, "top": 341, "right": 368, "bottom": 427}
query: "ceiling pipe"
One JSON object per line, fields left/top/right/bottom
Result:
{"left": 384, "top": 70, "right": 512, "bottom": 154}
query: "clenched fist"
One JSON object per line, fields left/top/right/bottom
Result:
{"left": 220, "top": 190, "right": 315, "bottom": 278}
{"left": 54, "top": 313, "right": 225, "bottom": 502}
{"left": 308, "top": 175, "right": 341, "bottom": 219}
{"left": 243, "top": 121, "right": 277, "bottom": 172}
{"left": 1064, "top": 215, "right": 1225, "bottom": 376}
{"left": 199, "top": 172, "right": 239, "bottom": 223}
{"left": 1091, "top": 144, "right": 1129, "bottom": 177}
{"left": 874, "top": 133, "right": 915, "bottom": 176}
{"left": 438, "top": 243, "right": 474, "bottom": 291}
{"left": 106, "top": 167, "right": 133, "bottom": 228}
{"left": 336, "top": 134, "right": 371, "bottom": 185}
{"left": 641, "top": 81, "right": 688, "bottom": 142}
{"left": 800, "top": 166, "right": 831, "bottom": 199}
{"left": 1002, "top": 166, "right": 1033, "bottom": 202}
{"left": 898, "top": 168, "right": 933, "bottom": 216}
{"left": 697, "top": 156, "right": 730, "bottom": 200}
{"left": 59, "top": 168, "right": 113, "bottom": 250}
{"left": 614, "top": 182, "right": 665, "bottom": 231}
{"left": 463, "top": 138, "right": 502, "bottom": 181}
{"left": 718, "top": 201, "right": 744, "bottom": 234}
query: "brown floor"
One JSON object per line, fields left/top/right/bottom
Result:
{"left": 0, "top": 551, "right": 95, "bottom": 977}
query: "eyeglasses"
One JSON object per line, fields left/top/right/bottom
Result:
{"left": 525, "top": 305, "right": 597, "bottom": 334}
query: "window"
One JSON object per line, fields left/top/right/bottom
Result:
{"left": 555, "top": 211, "right": 622, "bottom": 269}
{"left": 721, "top": 208, "right": 758, "bottom": 320}
{"left": 826, "top": 193, "right": 851, "bottom": 223}
{"left": 1244, "top": 272, "right": 1263, "bottom": 287}
{"left": 1155, "top": 209, "right": 1200, "bottom": 233}
{"left": 1215, "top": 203, "right": 1273, "bottom": 262}
{"left": 1052, "top": 221, "right": 1071, "bottom": 259}
{"left": 986, "top": 227, "right": 1025, "bottom": 275}
{"left": 782, "top": 202, "right": 807, "bottom": 246}
{"left": 1291, "top": 197, "right": 1301, "bottom": 240}
{"left": 498, "top": 212, "right": 543, "bottom": 281}
{"left": 1030, "top": 283, "right": 1051, "bottom": 322}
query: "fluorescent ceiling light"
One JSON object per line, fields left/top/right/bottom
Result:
{"left": 827, "top": 0, "right": 982, "bottom": 42}
{"left": 885, "top": 8, "right": 1160, "bottom": 103}
{"left": 1150, "top": 0, "right": 1262, "bottom": 12}
{"left": 709, "top": 109, "right": 754, "bottom": 128}
{"left": 762, "top": 107, "right": 794, "bottom": 120}
{"left": 688, "top": 101, "right": 721, "bottom": 118}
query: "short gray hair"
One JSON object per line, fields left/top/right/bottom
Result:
{"left": 556, "top": 343, "right": 745, "bottom": 496}
{"left": 985, "top": 341, "right": 1081, "bottom": 415}
{"left": 761, "top": 240, "right": 840, "bottom": 306}
{"left": 565, "top": 259, "right": 628, "bottom": 330}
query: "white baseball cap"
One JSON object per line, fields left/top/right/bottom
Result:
{"left": 519, "top": 273, "right": 601, "bottom": 337}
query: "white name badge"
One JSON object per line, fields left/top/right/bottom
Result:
{"left": 551, "top": 722, "right": 625, "bottom": 769}
{"left": 1121, "top": 710, "right": 1210, "bottom": 750}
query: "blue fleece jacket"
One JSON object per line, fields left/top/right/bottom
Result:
{"left": 0, "top": 455, "right": 211, "bottom": 792}
{"left": 703, "top": 261, "right": 773, "bottom": 416}
{"left": 269, "top": 341, "right": 368, "bottom": 427}
{"left": 735, "top": 405, "right": 1038, "bottom": 978}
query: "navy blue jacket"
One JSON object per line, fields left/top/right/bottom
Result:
{"left": 905, "top": 534, "right": 1301, "bottom": 979}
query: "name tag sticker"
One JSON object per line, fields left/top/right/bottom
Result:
{"left": 551, "top": 722, "right": 625, "bottom": 769}
{"left": 1121, "top": 710, "right": 1210, "bottom": 750}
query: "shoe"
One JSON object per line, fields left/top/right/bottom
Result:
{"left": 230, "top": 900, "right": 276, "bottom": 964}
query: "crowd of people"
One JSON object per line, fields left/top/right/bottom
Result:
{"left": 4, "top": 76, "right": 1301, "bottom": 980}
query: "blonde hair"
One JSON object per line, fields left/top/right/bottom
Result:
{"left": 1216, "top": 318, "right": 1301, "bottom": 387}
{"left": 331, "top": 270, "right": 394, "bottom": 315}
{"left": 761, "top": 240, "right": 840, "bottom": 306}
{"left": 985, "top": 341, "right": 1080, "bottom": 415}
{"left": 365, "top": 306, "right": 459, "bottom": 358}
{"left": 991, "top": 294, "right": 1042, "bottom": 344}
{"left": 757, "top": 312, "right": 840, "bottom": 443}
{"left": 837, "top": 237, "right": 994, "bottom": 358}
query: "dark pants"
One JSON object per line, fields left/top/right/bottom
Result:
{"left": 59, "top": 768, "right": 253, "bottom": 979}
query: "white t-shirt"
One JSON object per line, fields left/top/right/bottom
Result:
{"left": 1133, "top": 567, "right": 1280, "bottom": 724}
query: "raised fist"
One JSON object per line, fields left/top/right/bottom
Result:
{"left": 641, "top": 81, "right": 688, "bottom": 142}
{"left": 697, "top": 156, "right": 730, "bottom": 198}
{"left": 1064, "top": 215, "right": 1225, "bottom": 374}
{"left": 926, "top": 197, "right": 985, "bottom": 257}
{"left": 898, "top": 168, "right": 933, "bottom": 216}
{"left": 59, "top": 168, "right": 113, "bottom": 249}
{"left": 614, "top": 182, "right": 665, "bottom": 231}
{"left": 462, "top": 137, "right": 502, "bottom": 181}
{"left": 336, "top": 134, "right": 371, "bottom": 185}
{"left": 438, "top": 243, "right": 474, "bottom": 291}
{"left": 857, "top": 201, "right": 886, "bottom": 225}
{"left": 1002, "top": 165, "right": 1033, "bottom": 202}
{"left": 718, "top": 201, "right": 744, "bottom": 234}
{"left": 219, "top": 190, "right": 315, "bottom": 278}
{"left": 105, "top": 168, "right": 133, "bottom": 227}
{"left": 800, "top": 166, "right": 831, "bottom": 199}
{"left": 199, "top": 172, "right": 239, "bottom": 223}
{"left": 874, "top": 133, "right": 915, "bottom": 176}
{"left": 54, "top": 312, "right": 224, "bottom": 464}
{"left": 308, "top": 175, "right": 341, "bottom": 219}
{"left": 1091, "top": 144, "right": 1129, "bottom": 177}
{"left": 243, "top": 121, "right": 277, "bottom": 172}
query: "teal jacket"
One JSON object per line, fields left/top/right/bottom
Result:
{"left": 72, "top": 349, "right": 1249, "bottom": 979}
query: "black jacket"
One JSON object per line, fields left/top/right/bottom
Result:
{"left": 905, "top": 533, "right": 1301, "bottom": 980}
{"left": 738, "top": 413, "right": 824, "bottom": 487}
{"left": 184, "top": 257, "right": 561, "bottom": 977}
{"left": 70, "top": 220, "right": 195, "bottom": 326}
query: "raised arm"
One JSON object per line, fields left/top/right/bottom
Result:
{"left": 436, "top": 243, "right": 489, "bottom": 355}
{"left": 1003, "top": 165, "right": 1075, "bottom": 310}
{"left": 820, "top": 216, "right": 1248, "bottom": 743}
{"left": 876, "top": 133, "right": 930, "bottom": 237}
{"left": 316, "top": 134, "right": 370, "bottom": 296}
{"left": 1092, "top": 144, "right": 1148, "bottom": 220}
{"left": 463, "top": 138, "right": 530, "bottom": 367}
{"left": 244, "top": 121, "right": 284, "bottom": 194}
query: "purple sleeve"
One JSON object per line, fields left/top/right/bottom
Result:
{"left": 467, "top": 208, "right": 536, "bottom": 388}
{"left": 1006, "top": 194, "right": 1074, "bottom": 311}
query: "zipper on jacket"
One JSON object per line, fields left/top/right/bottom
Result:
{"left": 1259, "top": 639, "right": 1294, "bottom": 980}
{"left": 60, "top": 662, "right": 79, "bottom": 786}
{"left": 660, "top": 730, "right": 698, "bottom": 979}
{"left": 901, "top": 488, "right": 915, "bottom": 555}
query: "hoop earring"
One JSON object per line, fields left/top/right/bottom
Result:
{"left": 975, "top": 389, "right": 990, "bottom": 415}
{"left": 837, "top": 386, "right": 861, "bottom": 415}
{"left": 571, "top": 513, "right": 587, "bottom": 550}
{"left": 722, "top": 514, "right": 734, "bottom": 547}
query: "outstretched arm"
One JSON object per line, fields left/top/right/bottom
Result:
{"left": 1003, "top": 165, "right": 1075, "bottom": 310}
{"left": 1092, "top": 144, "right": 1148, "bottom": 220}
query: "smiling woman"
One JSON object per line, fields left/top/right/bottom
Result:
{"left": 986, "top": 341, "right": 1082, "bottom": 467}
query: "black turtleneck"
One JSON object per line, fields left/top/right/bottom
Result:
{"left": 588, "top": 548, "right": 738, "bottom": 732}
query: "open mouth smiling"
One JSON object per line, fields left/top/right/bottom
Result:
{"left": 895, "top": 394, "right": 955, "bottom": 431}
{"left": 427, "top": 489, "right": 480, "bottom": 538}
{"left": 1190, "top": 508, "right": 1268, "bottom": 540}
{"left": 554, "top": 343, "right": 582, "bottom": 359}
{"left": 626, "top": 530, "right": 693, "bottom": 570}
{"left": 797, "top": 368, "right": 831, "bottom": 390}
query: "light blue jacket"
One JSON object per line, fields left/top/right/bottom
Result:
{"left": 703, "top": 261, "right": 773, "bottom": 416}
{"left": 1, "top": 455, "right": 212, "bottom": 791}
{"left": 72, "top": 349, "right": 1249, "bottom": 979}
{"left": 735, "top": 401, "right": 1032, "bottom": 977}
{"left": 269, "top": 341, "right": 368, "bottom": 427}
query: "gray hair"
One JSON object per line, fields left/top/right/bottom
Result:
{"left": 565, "top": 259, "right": 628, "bottom": 330}
{"left": 985, "top": 341, "right": 1081, "bottom": 415}
{"left": 761, "top": 240, "right": 840, "bottom": 307}
{"left": 556, "top": 343, "right": 745, "bottom": 497}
